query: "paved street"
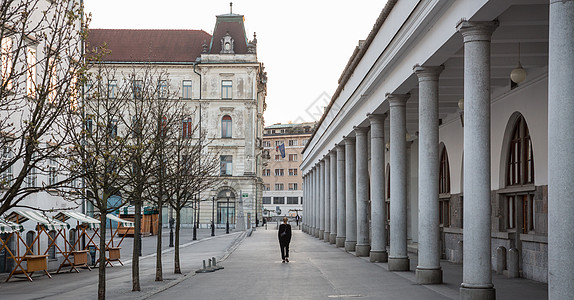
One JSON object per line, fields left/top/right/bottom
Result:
{"left": 0, "top": 224, "right": 548, "bottom": 299}
{"left": 0, "top": 228, "right": 244, "bottom": 299}
{"left": 151, "top": 225, "right": 548, "bottom": 300}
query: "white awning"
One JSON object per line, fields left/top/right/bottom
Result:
{"left": 0, "top": 219, "right": 24, "bottom": 234}
{"left": 55, "top": 211, "right": 101, "bottom": 229}
{"left": 6, "top": 210, "right": 70, "bottom": 231}
{"left": 106, "top": 214, "right": 134, "bottom": 227}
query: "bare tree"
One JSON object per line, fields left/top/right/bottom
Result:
{"left": 0, "top": 0, "right": 87, "bottom": 214}
{"left": 66, "top": 61, "right": 132, "bottom": 300}
{"left": 164, "top": 109, "right": 220, "bottom": 274}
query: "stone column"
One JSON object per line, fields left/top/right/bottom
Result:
{"left": 324, "top": 155, "right": 331, "bottom": 241}
{"left": 303, "top": 173, "right": 310, "bottom": 233}
{"left": 330, "top": 149, "right": 338, "bottom": 244}
{"left": 368, "top": 113, "right": 388, "bottom": 262}
{"left": 549, "top": 1, "right": 574, "bottom": 298}
{"left": 315, "top": 165, "right": 320, "bottom": 238}
{"left": 354, "top": 127, "right": 371, "bottom": 257}
{"left": 457, "top": 20, "right": 498, "bottom": 299}
{"left": 313, "top": 163, "right": 321, "bottom": 238}
{"left": 344, "top": 136, "right": 357, "bottom": 252}
{"left": 336, "top": 144, "right": 347, "bottom": 247}
{"left": 414, "top": 65, "right": 444, "bottom": 284}
{"left": 319, "top": 160, "right": 325, "bottom": 239}
{"left": 388, "top": 93, "right": 410, "bottom": 271}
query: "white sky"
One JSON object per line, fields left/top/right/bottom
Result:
{"left": 83, "top": 0, "right": 387, "bottom": 126}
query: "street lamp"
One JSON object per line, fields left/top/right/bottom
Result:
{"left": 211, "top": 196, "right": 215, "bottom": 236}
{"left": 192, "top": 195, "right": 197, "bottom": 241}
{"left": 226, "top": 191, "right": 231, "bottom": 234}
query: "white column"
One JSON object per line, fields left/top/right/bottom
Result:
{"left": 344, "top": 136, "right": 357, "bottom": 252}
{"left": 313, "top": 163, "right": 319, "bottom": 237}
{"left": 315, "top": 165, "right": 320, "bottom": 238}
{"left": 368, "top": 113, "right": 388, "bottom": 262}
{"left": 336, "top": 144, "right": 347, "bottom": 247}
{"left": 457, "top": 20, "right": 498, "bottom": 299}
{"left": 319, "top": 160, "right": 325, "bottom": 239}
{"left": 414, "top": 65, "right": 444, "bottom": 284}
{"left": 304, "top": 174, "right": 309, "bottom": 233}
{"left": 388, "top": 93, "right": 410, "bottom": 271}
{"left": 355, "top": 127, "right": 371, "bottom": 257}
{"left": 549, "top": 1, "right": 574, "bottom": 298}
{"left": 329, "top": 149, "right": 338, "bottom": 244}
{"left": 324, "top": 155, "right": 331, "bottom": 241}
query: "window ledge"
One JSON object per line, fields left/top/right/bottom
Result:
{"left": 443, "top": 227, "right": 463, "bottom": 234}
{"left": 520, "top": 233, "right": 548, "bottom": 244}
{"left": 496, "top": 185, "right": 536, "bottom": 194}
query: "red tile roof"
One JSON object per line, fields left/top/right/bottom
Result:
{"left": 87, "top": 29, "right": 212, "bottom": 63}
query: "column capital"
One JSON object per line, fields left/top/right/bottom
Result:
{"left": 324, "top": 154, "right": 330, "bottom": 162}
{"left": 353, "top": 126, "right": 369, "bottom": 135}
{"left": 367, "top": 113, "right": 388, "bottom": 124}
{"left": 336, "top": 143, "right": 345, "bottom": 152}
{"left": 386, "top": 93, "right": 410, "bottom": 107}
{"left": 320, "top": 159, "right": 326, "bottom": 166}
{"left": 329, "top": 149, "right": 337, "bottom": 158}
{"left": 343, "top": 135, "right": 356, "bottom": 143}
{"left": 456, "top": 20, "right": 499, "bottom": 43}
{"left": 413, "top": 64, "right": 444, "bottom": 81}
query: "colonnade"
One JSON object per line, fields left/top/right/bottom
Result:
{"left": 299, "top": 13, "right": 574, "bottom": 298}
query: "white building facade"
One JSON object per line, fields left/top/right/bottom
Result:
{"left": 87, "top": 10, "right": 267, "bottom": 229}
{"left": 301, "top": 1, "right": 573, "bottom": 299}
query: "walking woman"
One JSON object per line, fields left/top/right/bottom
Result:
{"left": 278, "top": 217, "right": 292, "bottom": 263}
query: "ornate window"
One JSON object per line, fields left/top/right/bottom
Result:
{"left": 439, "top": 146, "right": 451, "bottom": 227}
{"left": 221, "top": 115, "right": 232, "bottom": 138}
{"left": 505, "top": 114, "right": 535, "bottom": 232}
{"left": 506, "top": 115, "right": 534, "bottom": 186}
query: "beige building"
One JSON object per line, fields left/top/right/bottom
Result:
{"left": 87, "top": 8, "right": 267, "bottom": 229}
{"left": 262, "top": 123, "right": 314, "bottom": 219}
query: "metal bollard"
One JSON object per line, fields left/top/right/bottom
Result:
{"left": 195, "top": 259, "right": 215, "bottom": 273}
{"left": 212, "top": 256, "right": 224, "bottom": 270}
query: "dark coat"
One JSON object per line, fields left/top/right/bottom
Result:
{"left": 278, "top": 223, "right": 292, "bottom": 243}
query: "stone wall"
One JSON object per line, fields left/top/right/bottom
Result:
{"left": 521, "top": 240, "right": 548, "bottom": 282}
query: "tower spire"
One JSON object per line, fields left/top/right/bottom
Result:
{"left": 230, "top": 2, "right": 233, "bottom": 14}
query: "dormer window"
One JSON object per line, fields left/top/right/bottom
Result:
{"left": 220, "top": 32, "right": 234, "bottom": 54}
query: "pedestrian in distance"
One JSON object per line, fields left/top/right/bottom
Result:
{"left": 278, "top": 217, "right": 292, "bottom": 263}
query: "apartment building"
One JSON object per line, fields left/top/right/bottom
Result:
{"left": 262, "top": 122, "right": 314, "bottom": 219}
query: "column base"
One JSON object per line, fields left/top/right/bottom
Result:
{"left": 460, "top": 286, "right": 496, "bottom": 300}
{"left": 336, "top": 237, "right": 346, "bottom": 248}
{"left": 324, "top": 231, "right": 330, "bottom": 242}
{"left": 355, "top": 244, "right": 371, "bottom": 257}
{"left": 345, "top": 241, "right": 357, "bottom": 252}
{"left": 388, "top": 257, "right": 410, "bottom": 271}
{"left": 314, "top": 228, "right": 319, "bottom": 238}
{"left": 329, "top": 233, "right": 337, "bottom": 244}
{"left": 416, "top": 267, "right": 443, "bottom": 284}
{"left": 369, "top": 250, "right": 388, "bottom": 263}
{"left": 319, "top": 230, "right": 325, "bottom": 239}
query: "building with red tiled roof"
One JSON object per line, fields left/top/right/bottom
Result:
{"left": 85, "top": 8, "right": 267, "bottom": 229}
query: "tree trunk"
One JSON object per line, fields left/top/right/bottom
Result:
{"left": 155, "top": 195, "right": 163, "bottom": 281}
{"left": 98, "top": 209, "right": 107, "bottom": 300}
{"left": 132, "top": 200, "right": 141, "bottom": 291}
{"left": 174, "top": 209, "right": 181, "bottom": 274}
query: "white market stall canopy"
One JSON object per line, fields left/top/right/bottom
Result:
{"left": 6, "top": 210, "right": 70, "bottom": 230}
{"left": 0, "top": 218, "right": 24, "bottom": 234}
{"left": 106, "top": 214, "right": 134, "bottom": 227}
{"left": 55, "top": 211, "right": 101, "bottom": 229}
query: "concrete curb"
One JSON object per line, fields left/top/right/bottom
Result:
{"left": 140, "top": 230, "right": 249, "bottom": 299}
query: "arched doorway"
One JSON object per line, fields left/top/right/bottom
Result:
{"left": 217, "top": 189, "right": 236, "bottom": 229}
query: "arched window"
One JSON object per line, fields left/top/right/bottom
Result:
{"left": 222, "top": 115, "right": 232, "bottom": 138}
{"left": 48, "top": 230, "right": 56, "bottom": 259}
{"left": 26, "top": 231, "right": 35, "bottom": 254}
{"left": 69, "top": 229, "right": 76, "bottom": 250}
{"left": 439, "top": 146, "right": 451, "bottom": 227}
{"left": 506, "top": 115, "right": 534, "bottom": 186}
{"left": 504, "top": 114, "right": 535, "bottom": 233}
